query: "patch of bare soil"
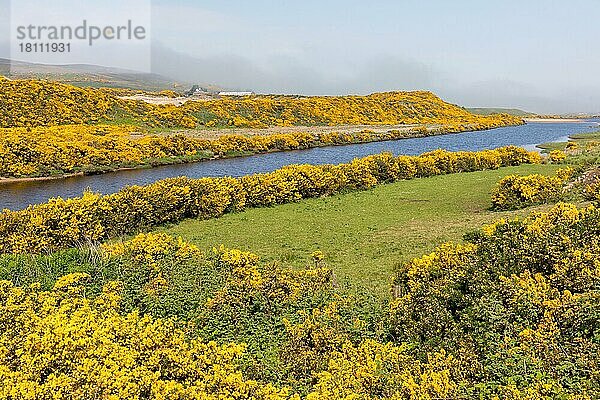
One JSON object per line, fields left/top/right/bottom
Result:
{"left": 566, "top": 166, "right": 600, "bottom": 190}
{"left": 119, "top": 94, "right": 214, "bottom": 106}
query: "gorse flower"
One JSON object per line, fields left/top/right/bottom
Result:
{"left": 491, "top": 168, "right": 573, "bottom": 210}
{"left": 0, "top": 124, "right": 533, "bottom": 179}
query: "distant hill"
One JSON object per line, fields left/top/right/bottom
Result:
{"left": 0, "top": 78, "right": 523, "bottom": 130}
{"left": 466, "top": 107, "right": 535, "bottom": 117}
{"left": 0, "top": 59, "right": 197, "bottom": 92}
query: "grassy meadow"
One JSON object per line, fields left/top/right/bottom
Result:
{"left": 160, "top": 163, "right": 563, "bottom": 293}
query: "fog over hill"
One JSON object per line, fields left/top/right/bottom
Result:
{"left": 147, "top": 42, "right": 600, "bottom": 116}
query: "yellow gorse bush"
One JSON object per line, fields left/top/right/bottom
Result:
{"left": 584, "top": 181, "right": 600, "bottom": 202}
{"left": 102, "top": 232, "right": 203, "bottom": 265}
{"left": 204, "top": 245, "right": 334, "bottom": 315}
{"left": 491, "top": 168, "right": 573, "bottom": 210}
{"left": 0, "top": 238, "right": 459, "bottom": 400}
{"left": 1, "top": 201, "right": 598, "bottom": 398}
{"left": 482, "top": 202, "right": 590, "bottom": 238}
{"left": 0, "top": 146, "right": 540, "bottom": 254}
{"left": 548, "top": 149, "right": 567, "bottom": 163}
{"left": 0, "top": 79, "right": 118, "bottom": 127}
{"left": 180, "top": 91, "right": 523, "bottom": 129}
{"left": 0, "top": 274, "right": 293, "bottom": 400}
{"left": 212, "top": 244, "right": 260, "bottom": 269}
{"left": 0, "top": 125, "right": 262, "bottom": 178}
{"left": 0, "top": 125, "right": 154, "bottom": 177}
{"left": 307, "top": 340, "right": 457, "bottom": 400}
{"left": 0, "top": 78, "right": 527, "bottom": 179}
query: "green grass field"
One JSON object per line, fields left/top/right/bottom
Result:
{"left": 537, "top": 130, "right": 600, "bottom": 151}
{"left": 160, "top": 163, "right": 562, "bottom": 294}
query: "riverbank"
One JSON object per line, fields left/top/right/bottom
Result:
{"left": 524, "top": 117, "right": 588, "bottom": 123}
{"left": 0, "top": 146, "right": 540, "bottom": 254}
{"left": 0, "top": 154, "right": 215, "bottom": 185}
{"left": 0, "top": 121, "right": 520, "bottom": 183}
{"left": 165, "top": 122, "right": 423, "bottom": 140}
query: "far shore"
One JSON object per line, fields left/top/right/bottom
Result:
{"left": 0, "top": 172, "right": 85, "bottom": 185}
{"left": 524, "top": 117, "right": 591, "bottom": 123}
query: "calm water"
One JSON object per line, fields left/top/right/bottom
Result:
{"left": 2, "top": 120, "right": 598, "bottom": 211}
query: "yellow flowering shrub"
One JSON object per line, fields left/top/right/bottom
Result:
{"left": 1, "top": 125, "right": 157, "bottom": 177}
{"left": 0, "top": 146, "right": 540, "bottom": 254}
{"left": 203, "top": 260, "right": 334, "bottom": 313}
{"left": 491, "top": 168, "right": 573, "bottom": 210}
{"left": 0, "top": 125, "right": 216, "bottom": 178}
{"left": 566, "top": 141, "right": 578, "bottom": 150}
{"left": 281, "top": 303, "right": 350, "bottom": 387}
{"left": 0, "top": 274, "right": 292, "bottom": 400}
{"left": 182, "top": 91, "right": 523, "bottom": 129}
{"left": 390, "top": 202, "right": 600, "bottom": 398}
{"left": 0, "top": 202, "right": 598, "bottom": 398}
{"left": 583, "top": 181, "right": 600, "bottom": 202}
{"left": 0, "top": 269, "right": 462, "bottom": 400}
{"left": 307, "top": 340, "right": 457, "bottom": 400}
{"left": 548, "top": 149, "right": 567, "bottom": 163}
{"left": 184, "top": 246, "right": 339, "bottom": 385}
{"left": 0, "top": 79, "right": 119, "bottom": 127}
{"left": 102, "top": 232, "right": 203, "bottom": 268}
{"left": 280, "top": 298, "right": 386, "bottom": 392}
{"left": 0, "top": 78, "right": 532, "bottom": 179}
{"left": 212, "top": 244, "right": 260, "bottom": 269}
{"left": 143, "top": 105, "right": 199, "bottom": 128}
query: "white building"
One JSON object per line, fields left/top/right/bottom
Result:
{"left": 218, "top": 91, "right": 254, "bottom": 96}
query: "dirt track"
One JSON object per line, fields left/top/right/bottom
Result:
{"left": 119, "top": 94, "right": 213, "bottom": 106}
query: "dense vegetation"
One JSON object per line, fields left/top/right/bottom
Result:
{"left": 390, "top": 202, "right": 600, "bottom": 398}
{"left": 0, "top": 125, "right": 209, "bottom": 177}
{"left": 1, "top": 76, "right": 597, "bottom": 399}
{"left": 0, "top": 129, "right": 596, "bottom": 398}
{"left": 0, "top": 78, "right": 522, "bottom": 129}
{"left": 0, "top": 78, "right": 529, "bottom": 179}
{"left": 1, "top": 200, "right": 598, "bottom": 398}
{"left": 181, "top": 92, "right": 523, "bottom": 129}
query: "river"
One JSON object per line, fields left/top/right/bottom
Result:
{"left": 2, "top": 120, "right": 598, "bottom": 211}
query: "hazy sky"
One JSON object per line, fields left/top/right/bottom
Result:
{"left": 2, "top": 0, "right": 599, "bottom": 113}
